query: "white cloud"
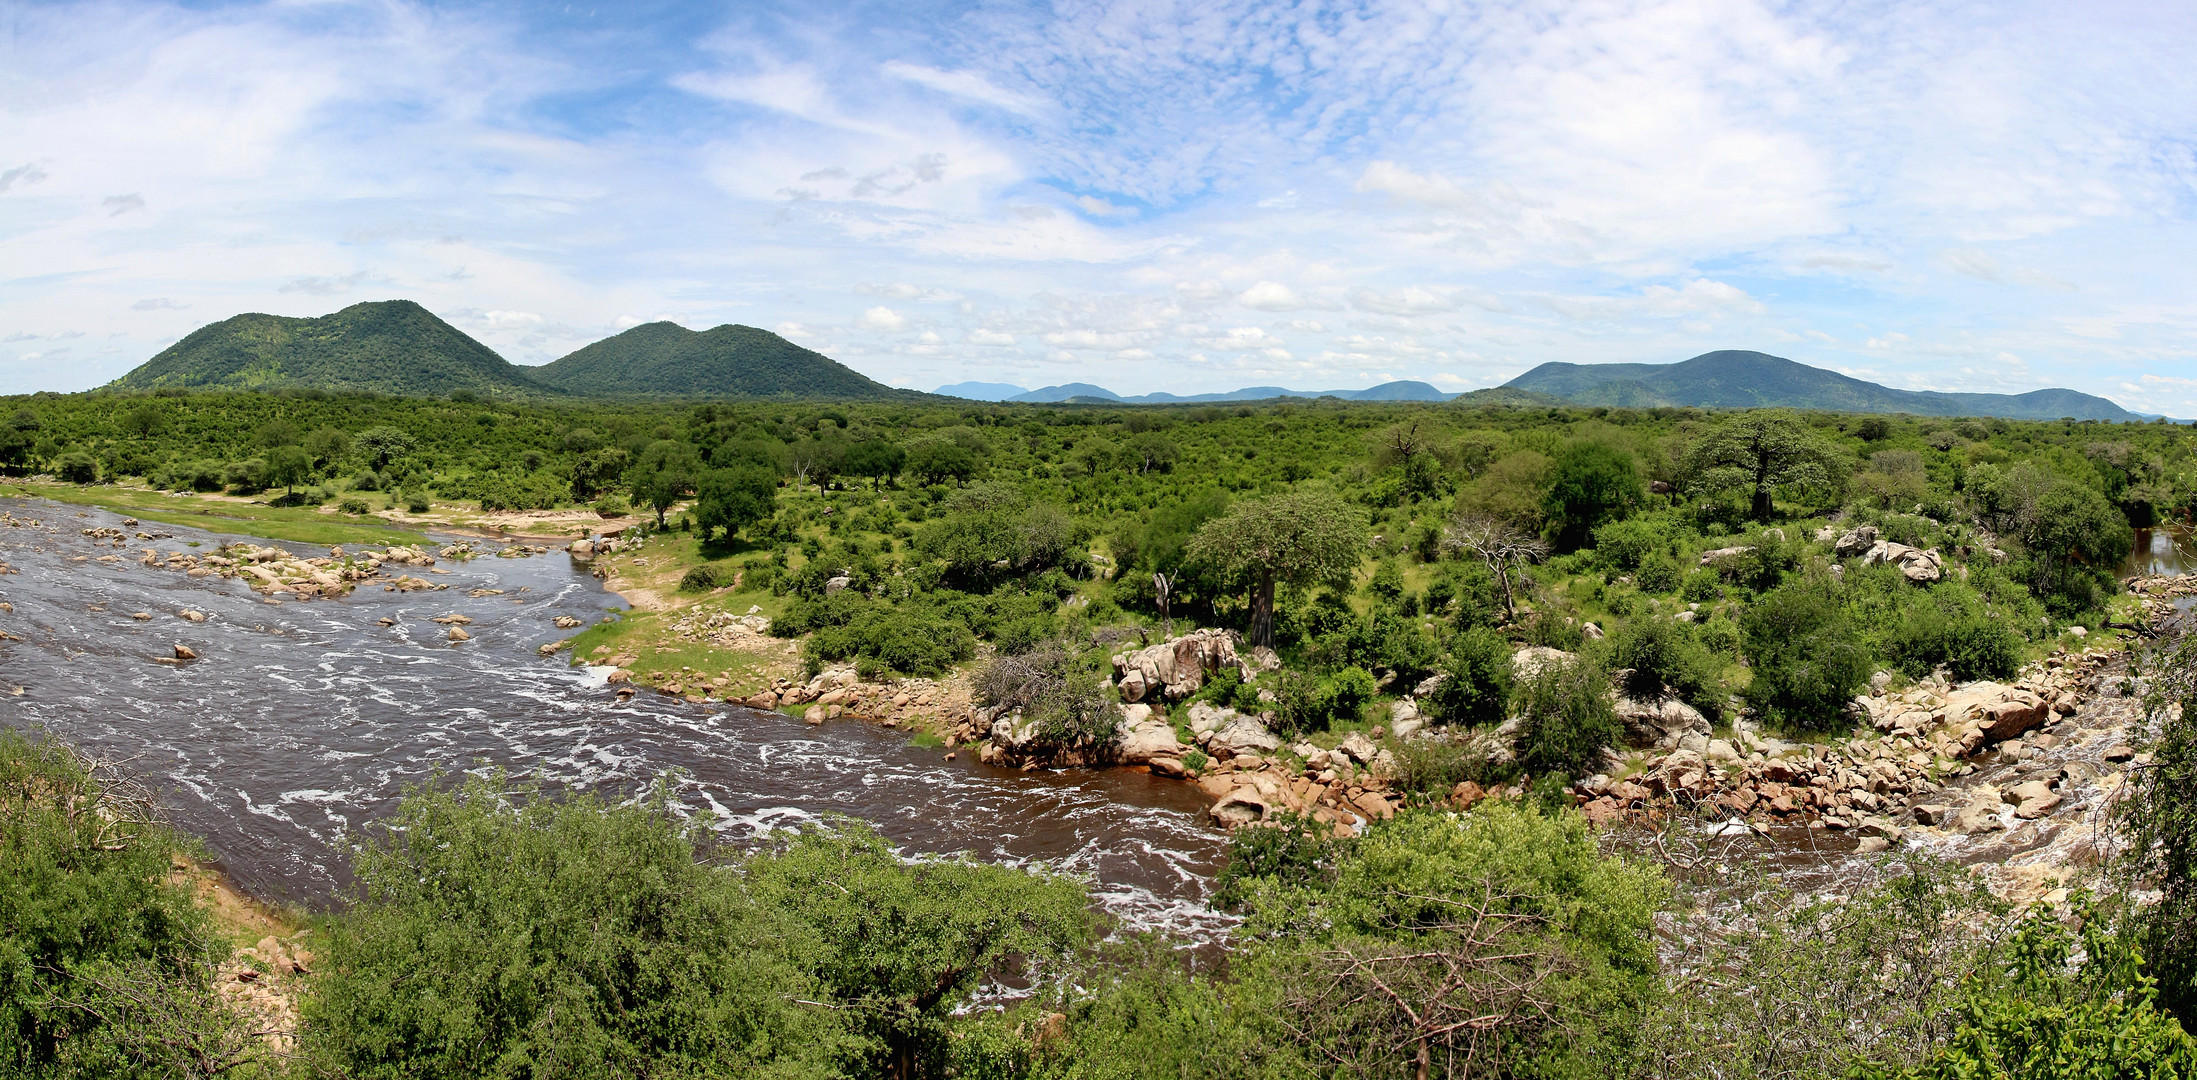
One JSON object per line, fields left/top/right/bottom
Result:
{"left": 880, "top": 61, "right": 1049, "bottom": 118}
{"left": 856, "top": 306, "right": 910, "bottom": 331}
{"left": 130, "top": 297, "right": 186, "bottom": 311}
{"left": 101, "top": 193, "right": 145, "bottom": 216}
{"left": 968, "top": 329, "right": 1016, "bottom": 345}
{"left": 1237, "top": 281, "right": 1311, "bottom": 311}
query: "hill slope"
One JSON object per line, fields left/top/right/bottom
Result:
{"left": 1503, "top": 350, "right": 2139, "bottom": 421}
{"left": 534, "top": 322, "right": 906, "bottom": 400}
{"left": 991, "top": 380, "right": 1455, "bottom": 404}
{"left": 111, "top": 300, "right": 551, "bottom": 398}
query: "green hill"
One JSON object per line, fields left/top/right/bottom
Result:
{"left": 1502, "top": 350, "right": 2140, "bottom": 421}
{"left": 110, "top": 300, "right": 552, "bottom": 399}
{"left": 531, "top": 322, "right": 908, "bottom": 400}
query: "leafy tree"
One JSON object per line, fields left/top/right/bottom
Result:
{"left": 693, "top": 464, "right": 779, "bottom": 541}
{"left": 744, "top": 825, "right": 1092, "bottom": 1080}
{"left": 843, "top": 438, "right": 906, "bottom": 490}
{"left": 302, "top": 425, "right": 352, "bottom": 468}
{"left": 56, "top": 451, "right": 97, "bottom": 484}
{"left": 904, "top": 437, "right": 977, "bottom": 486}
{"left": 1742, "top": 575, "right": 1872, "bottom": 730}
{"left": 629, "top": 439, "right": 701, "bottom": 527}
{"left": 1127, "top": 432, "right": 1179, "bottom": 474}
{"left": 1543, "top": 441, "right": 1643, "bottom": 549}
{"left": 1684, "top": 411, "right": 1845, "bottom": 521}
{"left": 356, "top": 426, "right": 417, "bottom": 472}
{"left": 0, "top": 411, "right": 36, "bottom": 473}
{"left": 1514, "top": 653, "right": 1624, "bottom": 778}
{"left": 257, "top": 419, "right": 302, "bottom": 449}
{"left": 2118, "top": 631, "right": 2197, "bottom": 1024}
{"left": 263, "top": 444, "right": 313, "bottom": 499}
{"left": 1185, "top": 484, "right": 1368, "bottom": 648}
{"left": 116, "top": 404, "right": 166, "bottom": 440}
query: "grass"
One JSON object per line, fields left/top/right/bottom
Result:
{"left": 7, "top": 481, "right": 429, "bottom": 546}
{"left": 562, "top": 607, "right": 788, "bottom": 697}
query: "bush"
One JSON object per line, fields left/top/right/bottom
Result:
{"left": 1592, "top": 517, "right": 1666, "bottom": 571}
{"left": 0, "top": 732, "right": 250, "bottom": 1075}
{"left": 801, "top": 600, "right": 976, "bottom": 678}
{"left": 593, "top": 493, "right": 631, "bottom": 517}
{"left": 1887, "top": 608, "right": 2023, "bottom": 682}
{"left": 973, "top": 648, "right": 1122, "bottom": 759}
{"left": 1743, "top": 576, "right": 1873, "bottom": 731}
{"left": 1390, "top": 735, "right": 1503, "bottom": 796}
{"left": 1514, "top": 655, "right": 1624, "bottom": 778}
{"left": 1608, "top": 615, "right": 1723, "bottom": 721}
{"left": 1522, "top": 610, "right": 1585, "bottom": 652}
{"left": 1680, "top": 567, "right": 1721, "bottom": 603}
{"left": 1424, "top": 626, "right": 1512, "bottom": 727}
{"left": 55, "top": 450, "right": 98, "bottom": 484}
{"left": 1635, "top": 554, "right": 1682, "bottom": 593}
{"left": 338, "top": 496, "right": 373, "bottom": 515}
{"left": 403, "top": 490, "right": 431, "bottom": 513}
{"left": 680, "top": 561, "right": 737, "bottom": 593}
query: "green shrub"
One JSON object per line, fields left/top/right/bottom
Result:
{"left": 1680, "top": 567, "right": 1721, "bottom": 603}
{"left": 1609, "top": 615, "right": 1723, "bottom": 721}
{"left": 56, "top": 451, "right": 98, "bottom": 484}
{"left": 1592, "top": 517, "right": 1665, "bottom": 571}
{"left": 1635, "top": 554, "right": 1682, "bottom": 593}
{"left": 1212, "top": 812, "right": 1345, "bottom": 910}
{"left": 1743, "top": 576, "right": 1873, "bottom": 731}
{"left": 592, "top": 493, "right": 631, "bottom": 517}
{"left": 0, "top": 732, "right": 250, "bottom": 1075}
{"left": 1424, "top": 626, "right": 1512, "bottom": 727}
{"left": 338, "top": 496, "right": 373, "bottom": 515}
{"left": 680, "top": 561, "right": 738, "bottom": 593}
{"left": 402, "top": 490, "right": 430, "bottom": 513}
{"left": 1514, "top": 655, "right": 1624, "bottom": 778}
{"left": 1887, "top": 608, "right": 2024, "bottom": 682}
{"left": 1390, "top": 736, "right": 1503, "bottom": 796}
{"left": 1522, "top": 610, "right": 1586, "bottom": 652}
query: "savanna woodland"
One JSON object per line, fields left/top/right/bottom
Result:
{"left": 10, "top": 384, "right": 2197, "bottom": 1078}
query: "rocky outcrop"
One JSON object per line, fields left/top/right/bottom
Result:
{"left": 1110, "top": 629, "right": 1244, "bottom": 703}
{"left": 1833, "top": 525, "right": 1879, "bottom": 558}
{"left": 1861, "top": 541, "right": 1944, "bottom": 583}
{"left": 1613, "top": 694, "right": 1710, "bottom": 749}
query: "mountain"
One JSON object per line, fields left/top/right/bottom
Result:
{"left": 999, "top": 380, "right": 1455, "bottom": 404}
{"left": 1502, "top": 350, "right": 2140, "bottom": 421}
{"left": 533, "top": 322, "right": 906, "bottom": 400}
{"left": 933, "top": 381, "right": 1030, "bottom": 401}
{"left": 110, "top": 300, "right": 551, "bottom": 398}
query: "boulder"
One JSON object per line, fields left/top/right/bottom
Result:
{"left": 1511, "top": 646, "right": 1575, "bottom": 681}
{"left": 1699, "top": 545, "right": 1753, "bottom": 567}
{"left": 172, "top": 644, "right": 197, "bottom": 660}
{"left": 1913, "top": 803, "right": 1953, "bottom": 826}
{"left": 1834, "top": 525, "right": 1880, "bottom": 558}
{"left": 1112, "top": 629, "right": 1243, "bottom": 702}
{"left": 1117, "top": 718, "right": 1189, "bottom": 764}
{"left": 1149, "top": 756, "right": 1188, "bottom": 778}
{"left": 447, "top": 627, "right": 470, "bottom": 642}
{"left": 1613, "top": 695, "right": 1710, "bottom": 750}
{"left": 823, "top": 575, "right": 853, "bottom": 595}
{"left": 1338, "top": 731, "right": 1378, "bottom": 765}
{"left": 1863, "top": 541, "right": 1943, "bottom": 584}
{"left": 179, "top": 609, "right": 206, "bottom": 622}
{"left": 2004, "top": 780, "right": 2062, "bottom": 819}
{"left": 1208, "top": 716, "right": 1280, "bottom": 758}
{"left": 1951, "top": 796, "right": 2007, "bottom": 835}
{"left": 568, "top": 539, "right": 595, "bottom": 559}
{"left": 1209, "top": 791, "right": 1270, "bottom": 828}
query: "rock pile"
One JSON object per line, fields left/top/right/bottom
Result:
{"left": 1110, "top": 629, "right": 1244, "bottom": 703}
{"left": 130, "top": 542, "right": 442, "bottom": 600}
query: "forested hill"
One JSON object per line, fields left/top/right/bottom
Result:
{"left": 1504, "top": 350, "right": 2141, "bottom": 421}
{"left": 110, "top": 300, "right": 553, "bottom": 399}
{"left": 531, "top": 321, "right": 912, "bottom": 400}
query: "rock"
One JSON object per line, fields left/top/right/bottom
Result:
{"left": 1449, "top": 780, "right": 1486, "bottom": 809}
{"left": 1511, "top": 646, "right": 1575, "bottom": 681}
{"left": 172, "top": 644, "right": 197, "bottom": 660}
{"left": 823, "top": 575, "right": 853, "bottom": 595}
{"left": 131, "top": 611, "right": 151, "bottom": 620}
{"left": 1951, "top": 797, "right": 2006, "bottom": 835}
{"left": 1209, "top": 791, "right": 1270, "bottom": 828}
{"left": 1338, "top": 731, "right": 1378, "bottom": 765}
{"left": 1673, "top": 610, "right": 1698, "bottom": 623}
{"left": 1390, "top": 717, "right": 1426, "bottom": 740}
{"left": 1613, "top": 695, "right": 1710, "bottom": 750}
{"left": 804, "top": 705, "right": 828, "bottom": 725}
{"left": 179, "top": 609, "right": 205, "bottom": 622}
{"left": 1581, "top": 621, "right": 1604, "bottom": 641}
{"left": 1699, "top": 545, "right": 1753, "bottom": 567}
{"left": 2106, "top": 744, "right": 2137, "bottom": 763}
{"left": 1120, "top": 703, "right": 1153, "bottom": 724}
{"left": 1862, "top": 541, "right": 1944, "bottom": 584}
{"left": 2068, "top": 625, "right": 2088, "bottom": 639}
{"left": 1117, "top": 718, "right": 1189, "bottom": 764}
{"left": 553, "top": 615, "right": 583, "bottom": 629}
{"left": 1913, "top": 803, "right": 1953, "bottom": 826}
{"left": 1834, "top": 525, "right": 1880, "bottom": 558}
{"left": 1149, "top": 756, "right": 1188, "bottom": 778}
{"left": 1209, "top": 716, "right": 1280, "bottom": 758}
{"left": 2015, "top": 792, "right": 2062, "bottom": 819}
{"left": 568, "top": 539, "right": 595, "bottom": 559}
{"left": 1245, "top": 646, "right": 1281, "bottom": 672}
{"left": 447, "top": 627, "right": 470, "bottom": 642}
{"left": 1855, "top": 836, "right": 1890, "bottom": 853}
{"left": 1112, "top": 629, "right": 1244, "bottom": 702}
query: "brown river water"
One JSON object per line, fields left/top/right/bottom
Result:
{"left": 0, "top": 496, "right": 1232, "bottom": 941}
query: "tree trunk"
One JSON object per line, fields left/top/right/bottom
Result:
{"left": 1251, "top": 572, "right": 1277, "bottom": 649}
{"left": 1751, "top": 482, "right": 1773, "bottom": 522}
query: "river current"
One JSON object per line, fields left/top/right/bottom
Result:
{"left": 0, "top": 496, "right": 1231, "bottom": 941}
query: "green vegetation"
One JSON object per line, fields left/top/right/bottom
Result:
{"left": 109, "top": 301, "right": 551, "bottom": 399}
{"left": 1506, "top": 350, "right": 2140, "bottom": 420}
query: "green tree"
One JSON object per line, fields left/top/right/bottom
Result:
{"left": 843, "top": 439, "right": 906, "bottom": 490}
{"left": 1543, "top": 441, "right": 1643, "bottom": 550}
{"left": 1185, "top": 484, "right": 1368, "bottom": 649}
{"left": 302, "top": 425, "right": 352, "bottom": 469}
{"left": 1424, "top": 625, "right": 1513, "bottom": 727}
{"left": 356, "top": 426, "right": 417, "bottom": 472}
{"left": 1684, "top": 411, "right": 1845, "bottom": 521}
{"left": 1742, "top": 575, "right": 1873, "bottom": 730}
{"left": 904, "top": 437, "right": 977, "bottom": 486}
{"left": 630, "top": 439, "right": 701, "bottom": 527}
{"left": 2118, "top": 631, "right": 2197, "bottom": 1024}
{"left": 116, "top": 404, "right": 166, "bottom": 440}
{"left": 1515, "top": 653, "right": 1624, "bottom": 778}
{"left": 744, "top": 825, "right": 1091, "bottom": 1080}
{"left": 693, "top": 465, "right": 779, "bottom": 542}
{"left": 262, "top": 444, "right": 313, "bottom": 499}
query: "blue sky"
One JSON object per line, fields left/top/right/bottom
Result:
{"left": 6, "top": 0, "right": 2197, "bottom": 410}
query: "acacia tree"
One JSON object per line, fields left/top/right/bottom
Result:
{"left": 1185, "top": 485, "right": 1366, "bottom": 648}
{"left": 1683, "top": 412, "right": 1845, "bottom": 521}
{"left": 629, "top": 440, "right": 701, "bottom": 527}
{"left": 357, "top": 426, "right": 418, "bottom": 472}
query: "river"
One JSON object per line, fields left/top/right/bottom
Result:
{"left": 0, "top": 496, "right": 1232, "bottom": 942}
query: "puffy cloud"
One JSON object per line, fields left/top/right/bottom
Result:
{"left": 856, "top": 306, "right": 909, "bottom": 331}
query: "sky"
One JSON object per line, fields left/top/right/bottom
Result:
{"left": 5, "top": 0, "right": 2197, "bottom": 410}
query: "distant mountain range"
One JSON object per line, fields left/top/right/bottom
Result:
{"left": 112, "top": 301, "right": 909, "bottom": 401}
{"left": 1502, "top": 350, "right": 2139, "bottom": 421}
{"left": 934, "top": 380, "right": 1455, "bottom": 403}
{"left": 108, "top": 305, "right": 2144, "bottom": 420}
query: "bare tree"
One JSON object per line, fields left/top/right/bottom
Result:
{"left": 1442, "top": 513, "right": 1549, "bottom": 624}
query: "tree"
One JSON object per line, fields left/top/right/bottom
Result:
{"left": 1424, "top": 625, "right": 1513, "bottom": 727}
{"left": 905, "top": 438, "right": 977, "bottom": 486}
{"left": 302, "top": 426, "right": 352, "bottom": 469}
{"left": 1128, "top": 432, "right": 1178, "bottom": 474}
{"left": 0, "top": 411, "right": 37, "bottom": 473}
{"left": 1185, "top": 485, "right": 1367, "bottom": 649}
{"left": 744, "top": 825, "right": 1091, "bottom": 1080}
{"left": 693, "top": 465, "right": 778, "bottom": 542}
{"left": 1542, "top": 441, "right": 1642, "bottom": 549}
{"left": 842, "top": 439, "right": 906, "bottom": 490}
{"left": 356, "top": 426, "right": 417, "bottom": 472}
{"left": 1442, "top": 513, "right": 1549, "bottom": 623}
{"left": 116, "top": 404, "right": 166, "bottom": 440}
{"left": 786, "top": 436, "right": 844, "bottom": 493}
{"left": 629, "top": 440, "right": 701, "bottom": 527}
{"left": 263, "top": 444, "right": 313, "bottom": 499}
{"left": 257, "top": 419, "right": 302, "bottom": 449}
{"left": 1741, "top": 575, "right": 1872, "bottom": 730}
{"left": 1683, "top": 412, "right": 1845, "bottom": 521}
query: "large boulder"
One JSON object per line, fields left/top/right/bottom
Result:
{"left": 1511, "top": 646, "right": 1576, "bottom": 681}
{"left": 1833, "top": 525, "right": 1880, "bottom": 558}
{"left": 1863, "top": 541, "right": 1943, "bottom": 584}
{"left": 1117, "top": 717, "right": 1188, "bottom": 764}
{"left": 1111, "top": 629, "right": 1243, "bottom": 703}
{"left": 1208, "top": 716, "right": 1280, "bottom": 758}
{"left": 1938, "top": 682, "right": 2048, "bottom": 742}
